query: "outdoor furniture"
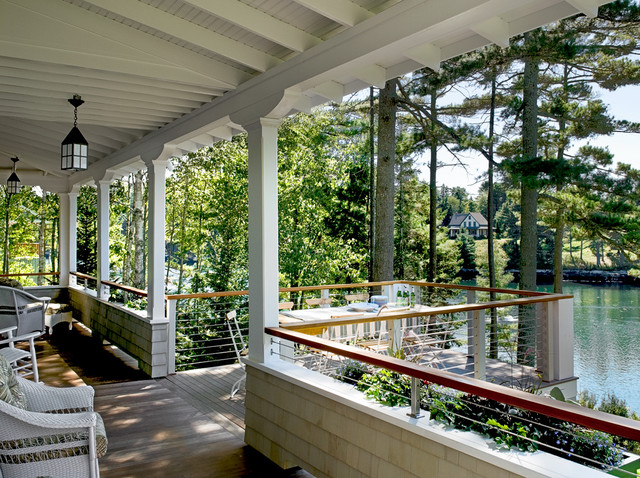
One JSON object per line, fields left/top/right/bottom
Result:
{"left": 0, "top": 286, "right": 50, "bottom": 383}
{"left": 0, "top": 354, "right": 107, "bottom": 478}
{"left": 305, "top": 297, "right": 332, "bottom": 307}
{"left": 278, "top": 301, "right": 294, "bottom": 311}
{"left": 345, "top": 293, "right": 369, "bottom": 304}
{"left": 225, "top": 310, "right": 247, "bottom": 398}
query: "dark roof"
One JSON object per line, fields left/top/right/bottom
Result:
{"left": 446, "top": 213, "right": 488, "bottom": 228}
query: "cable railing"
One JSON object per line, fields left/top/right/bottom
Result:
{"left": 266, "top": 326, "right": 640, "bottom": 474}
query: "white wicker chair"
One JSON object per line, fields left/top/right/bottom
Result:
{"left": 0, "top": 286, "right": 50, "bottom": 382}
{"left": 0, "top": 355, "right": 107, "bottom": 478}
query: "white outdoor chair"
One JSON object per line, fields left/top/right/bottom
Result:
{"left": 225, "top": 310, "right": 247, "bottom": 398}
{"left": 0, "top": 286, "right": 50, "bottom": 382}
{"left": 0, "top": 354, "right": 107, "bottom": 478}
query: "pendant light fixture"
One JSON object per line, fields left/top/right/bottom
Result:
{"left": 6, "top": 157, "right": 20, "bottom": 195}
{"left": 61, "top": 94, "right": 88, "bottom": 171}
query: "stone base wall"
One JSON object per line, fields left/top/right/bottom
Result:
{"left": 67, "top": 287, "right": 169, "bottom": 377}
{"left": 244, "top": 361, "right": 607, "bottom": 478}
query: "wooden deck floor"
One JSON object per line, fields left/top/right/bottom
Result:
{"left": 34, "top": 326, "right": 306, "bottom": 478}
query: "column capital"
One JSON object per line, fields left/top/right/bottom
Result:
{"left": 243, "top": 117, "right": 282, "bottom": 134}
{"left": 94, "top": 169, "right": 118, "bottom": 185}
{"left": 141, "top": 144, "right": 176, "bottom": 168}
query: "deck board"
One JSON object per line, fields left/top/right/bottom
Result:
{"left": 32, "top": 332, "right": 299, "bottom": 477}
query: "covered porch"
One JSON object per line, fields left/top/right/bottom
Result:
{"left": 3, "top": 1, "right": 635, "bottom": 477}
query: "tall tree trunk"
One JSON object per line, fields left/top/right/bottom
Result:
{"left": 37, "top": 191, "right": 47, "bottom": 286}
{"left": 373, "top": 79, "right": 397, "bottom": 284}
{"left": 177, "top": 173, "right": 190, "bottom": 293}
{"left": 369, "top": 86, "right": 376, "bottom": 282}
{"left": 50, "top": 217, "right": 57, "bottom": 274}
{"left": 123, "top": 176, "right": 133, "bottom": 302}
{"left": 488, "top": 69, "right": 498, "bottom": 359}
{"left": 553, "top": 63, "right": 570, "bottom": 294}
{"left": 132, "top": 171, "right": 145, "bottom": 289}
{"left": 2, "top": 194, "right": 9, "bottom": 275}
{"left": 518, "top": 32, "right": 539, "bottom": 365}
{"left": 427, "top": 88, "right": 438, "bottom": 284}
{"left": 553, "top": 213, "right": 565, "bottom": 293}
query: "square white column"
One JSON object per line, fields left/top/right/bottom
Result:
{"left": 96, "top": 179, "right": 111, "bottom": 299}
{"left": 247, "top": 118, "right": 281, "bottom": 363}
{"left": 145, "top": 157, "right": 170, "bottom": 321}
{"left": 58, "top": 188, "right": 78, "bottom": 287}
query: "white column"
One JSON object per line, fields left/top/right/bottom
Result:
{"left": 144, "top": 156, "right": 170, "bottom": 321}
{"left": 96, "top": 179, "right": 111, "bottom": 299}
{"left": 247, "top": 118, "right": 281, "bottom": 363}
{"left": 58, "top": 188, "right": 78, "bottom": 287}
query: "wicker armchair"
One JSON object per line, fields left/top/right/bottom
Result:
{"left": 0, "top": 286, "right": 50, "bottom": 382}
{"left": 0, "top": 355, "right": 107, "bottom": 478}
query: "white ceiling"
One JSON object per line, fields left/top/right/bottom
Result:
{"left": 0, "top": 0, "right": 611, "bottom": 192}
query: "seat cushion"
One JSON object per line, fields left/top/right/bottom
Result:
{"left": 0, "top": 355, "right": 27, "bottom": 410}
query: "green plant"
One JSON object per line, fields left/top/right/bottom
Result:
{"left": 357, "top": 369, "right": 412, "bottom": 407}
{"left": 599, "top": 393, "right": 630, "bottom": 418}
{"left": 577, "top": 391, "right": 598, "bottom": 409}
{"left": 333, "top": 359, "right": 369, "bottom": 385}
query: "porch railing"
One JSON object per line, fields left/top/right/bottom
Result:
{"left": 163, "top": 281, "right": 575, "bottom": 391}
{"left": 264, "top": 325, "right": 640, "bottom": 472}
{"left": 0, "top": 272, "right": 59, "bottom": 286}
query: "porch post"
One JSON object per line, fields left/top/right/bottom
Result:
{"left": 58, "top": 186, "right": 79, "bottom": 287}
{"left": 96, "top": 176, "right": 112, "bottom": 299}
{"left": 143, "top": 153, "right": 171, "bottom": 321}
{"left": 246, "top": 117, "right": 281, "bottom": 363}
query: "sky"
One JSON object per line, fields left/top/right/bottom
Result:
{"left": 420, "top": 85, "right": 640, "bottom": 198}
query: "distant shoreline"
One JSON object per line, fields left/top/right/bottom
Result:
{"left": 459, "top": 268, "right": 640, "bottom": 285}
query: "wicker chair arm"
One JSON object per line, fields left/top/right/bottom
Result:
{"left": 18, "top": 377, "right": 95, "bottom": 413}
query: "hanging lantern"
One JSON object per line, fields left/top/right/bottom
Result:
{"left": 61, "top": 94, "right": 88, "bottom": 171}
{"left": 6, "top": 157, "right": 20, "bottom": 195}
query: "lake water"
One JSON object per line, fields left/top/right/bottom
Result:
{"left": 540, "top": 282, "right": 640, "bottom": 413}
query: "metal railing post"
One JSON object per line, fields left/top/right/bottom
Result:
{"left": 473, "top": 309, "right": 486, "bottom": 380}
{"left": 407, "top": 377, "right": 423, "bottom": 418}
{"left": 167, "top": 298, "right": 177, "bottom": 375}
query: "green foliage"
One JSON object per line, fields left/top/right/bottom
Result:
{"left": 356, "top": 368, "right": 412, "bottom": 407}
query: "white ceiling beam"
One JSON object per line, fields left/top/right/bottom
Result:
{"left": 353, "top": 64, "right": 387, "bottom": 89}
{"left": 291, "top": 0, "right": 373, "bottom": 26}
{"left": 0, "top": 57, "right": 222, "bottom": 98}
{"left": 3, "top": 0, "right": 249, "bottom": 88}
{"left": 311, "top": 81, "right": 345, "bottom": 103}
{"left": 183, "top": 0, "right": 320, "bottom": 52}
{"left": 0, "top": 88, "right": 195, "bottom": 118}
{"left": 565, "top": 0, "right": 599, "bottom": 18}
{"left": 208, "top": 126, "right": 234, "bottom": 141}
{"left": 471, "top": 17, "right": 510, "bottom": 48}
{"left": 83, "top": 0, "right": 281, "bottom": 72}
{"left": 405, "top": 43, "right": 441, "bottom": 72}
{"left": 0, "top": 72, "right": 212, "bottom": 109}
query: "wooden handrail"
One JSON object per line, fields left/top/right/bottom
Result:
{"left": 165, "top": 280, "right": 554, "bottom": 301}
{"left": 0, "top": 272, "right": 60, "bottom": 277}
{"left": 279, "top": 294, "right": 573, "bottom": 332}
{"left": 265, "top": 327, "right": 640, "bottom": 443}
{"left": 101, "top": 280, "right": 147, "bottom": 297}
{"left": 70, "top": 271, "right": 97, "bottom": 281}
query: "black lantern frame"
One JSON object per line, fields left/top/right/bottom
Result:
{"left": 61, "top": 95, "right": 88, "bottom": 171}
{"left": 6, "top": 157, "right": 20, "bottom": 195}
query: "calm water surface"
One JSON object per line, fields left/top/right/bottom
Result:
{"left": 542, "top": 282, "right": 640, "bottom": 412}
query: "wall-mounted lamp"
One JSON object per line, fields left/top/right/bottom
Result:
{"left": 61, "top": 94, "right": 88, "bottom": 171}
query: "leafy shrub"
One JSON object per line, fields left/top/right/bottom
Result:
{"left": 333, "top": 359, "right": 369, "bottom": 385}
{"left": 599, "top": 393, "right": 630, "bottom": 417}
{"left": 577, "top": 390, "right": 598, "bottom": 409}
{"left": 356, "top": 369, "right": 412, "bottom": 407}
